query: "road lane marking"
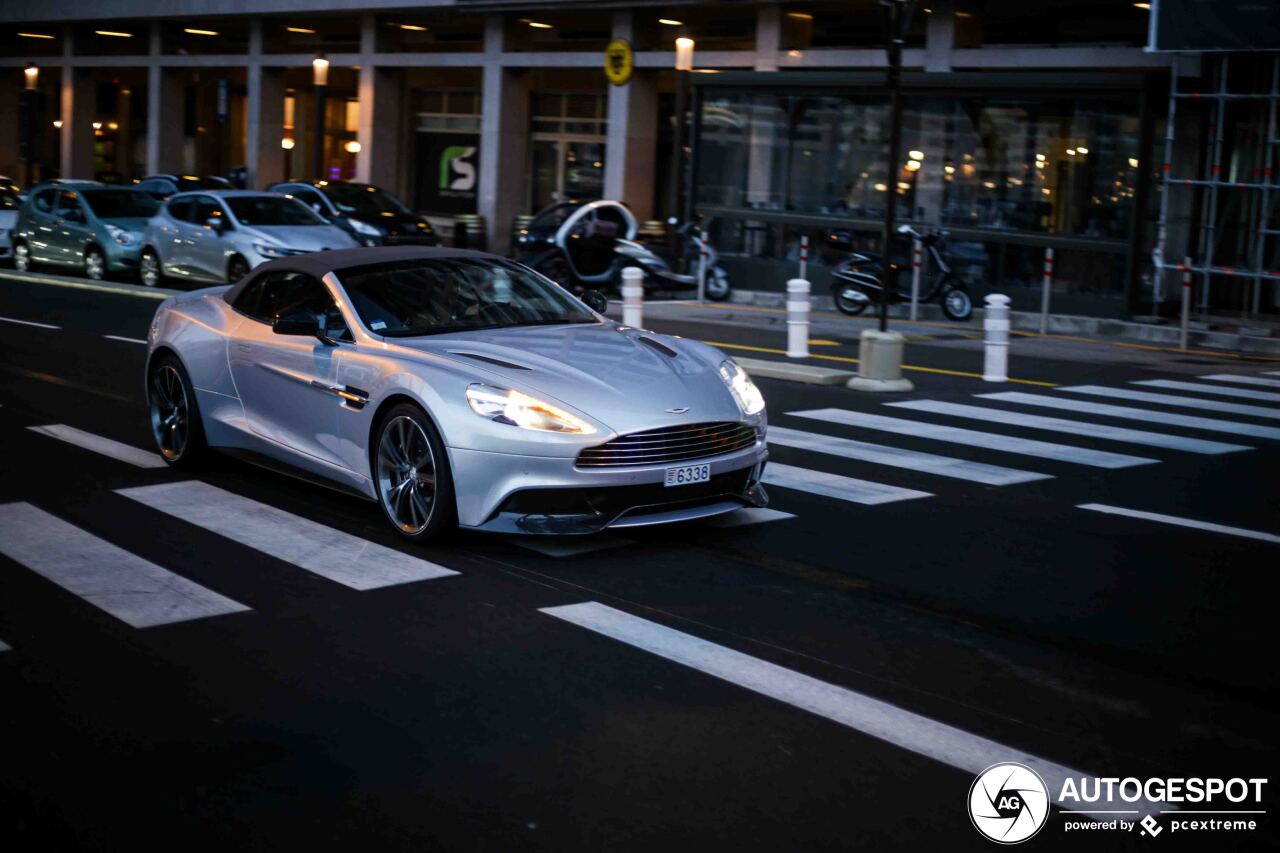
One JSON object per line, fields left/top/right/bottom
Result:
{"left": 0, "top": 502, "right": 250, "bottom": 628}
{"left": 762, "top": 462, "right": 932, "bottom": 505}
{"left": 28, "top": 424, "right": 167, "bottom": 469}
{"left": 977, "top": 392, "right": 1280, "bottom": 441}
{"left": 1199, "top": 373, "right": 1280, "bottom": 389}
{"left": 768, "top": 425, "right": 1048, "bottom": 485}
{"left": 707, "top": 508, "right": 797, "bottom": 527}
{"left": 1059, "top": 385, "right": 1280, "bottom": 420}
{"left": 0, "top": 316, "right": 60, "bottom": 330}
{"left": 1078, "top": 503, "right": 1280, "bottom": 545}
{"left": 1133, "top": 379, "right": 1280, "bottom": 403}
{"left": 888, "top": 400, "right": 1249, "bottom": 454}
{"left": 103, "top": 334, "right": 149, "bottom": 345}
{"left": 117, "top": 481, "right": 457, "bottom": 590}
{"left": 541, "top": 601, "right": 1140, "bottom": 819}
{"left": 788, "top": 409, "right": 1155, "bottom": 469}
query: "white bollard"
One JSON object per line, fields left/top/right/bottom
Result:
{"left": 621, "top": 266, "right": 644, "bottom": 328}
{"left": 1039, "top": 247, "right": 1054, "bottom": 335}
{"left": 908, "top": 237, "right": 923, "bottom": 322}
{"left": 786, "top": 277, "right": 811, "bottom": 359}
{"left": 983, "top": 293, "right": 1010, "bottom": 383}
{"left": 798, "top": 234, "right": 809, "bottom": 282}
{"left": 1180, "top": 256, "right": 1192, "bottom": 351}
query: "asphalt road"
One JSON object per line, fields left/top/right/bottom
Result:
{"left": 1, "top": 273, "right": 1277, "bottom": 851}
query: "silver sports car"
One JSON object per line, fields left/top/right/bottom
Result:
{"left": 145, "top": 246, "right": 769, "bottom": 540}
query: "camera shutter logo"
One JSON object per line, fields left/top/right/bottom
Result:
{"left": 968, "top": 763, "right": 1050, "bottom": 844}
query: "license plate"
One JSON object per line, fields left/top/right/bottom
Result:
{"left": 665, "top": 463, "right": 711, "bottom": 487}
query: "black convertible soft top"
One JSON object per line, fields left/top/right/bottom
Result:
{"left": 223, "top": 245, "right": 499, "bottom": 303}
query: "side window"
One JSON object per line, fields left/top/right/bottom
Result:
{"left": 167, "top": 197, "right": 194, "bottom": 222}
{"left": 245, "top": 271, "right": 349, "bottom": 340}
{"left": 56, "top": 191, "right": 83, "bottom": 221}
{"left": 290, "top": 188, "right": 328, "bottom": 216}
{"left": 192, "top": 196, "right": 225, "bottom": 227}
{"left": 232, "top": 274, "right": 267, "bottom": 318}
{"left": 32, "top": 189, "right": 56, "bottom": 214}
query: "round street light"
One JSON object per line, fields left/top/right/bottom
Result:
{"left": 311, "top": 52, "right": 329, "bottom": 180}
{"left": 668, "top": 35, "right": 696, "bottom": 274}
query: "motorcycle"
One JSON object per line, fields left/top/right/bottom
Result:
{"left": 515, "top": 199, "right": 732, "bottom": 301}
{"left": 830, "top": 224, "right": 974, "bottom": 321}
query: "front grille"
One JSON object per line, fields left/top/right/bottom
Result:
{"left": 577, "top": 421, "right": 757, "bottom": 468}
{"left": 498, "top": 467, "right": 755, "bottom": 516}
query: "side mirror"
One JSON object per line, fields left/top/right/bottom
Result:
{"left": 272, "top": 309, "right": 320, "bottom": 338}
{"left": 581, "top": 289, "right": 609, "bottom": 314}
{"left": 205, "top": 216, "right": 226, "bottom": 232}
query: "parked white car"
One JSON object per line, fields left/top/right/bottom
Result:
{"left": 139, "top": 190, "right": 359, "bottom": 286}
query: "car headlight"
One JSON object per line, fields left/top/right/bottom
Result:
{"left": 253, "top": 241, "right": 293, "bottom": 258}
{"left": 105, "top": 223, "right": 137, "bottom": 246}
{"left": 719, "top": 360, "right": 766, "bottom": 415}
{"left": 347, "top": 217, "right": 383, "bottom": 237}
{"left": 465, "top": 384, "right": 596, "bottom": 435}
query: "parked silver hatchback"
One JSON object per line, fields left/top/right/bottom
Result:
{"left": 139, "top": 190, "right": 358, "bottom": 286}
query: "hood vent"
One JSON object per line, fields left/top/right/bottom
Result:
{"left": 450, "top": 351, "right": 531, "bottom": 370}
{"left": 638, "top": 337, "right": 678, "bottom": 358}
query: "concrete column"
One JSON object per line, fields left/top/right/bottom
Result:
{"left": 60, "top": 69, "right": 95, "bottom": 180}
{"left": 115, "top": 85, "right": 134, "bottom": 176}
{"left": 924, "top": 1, "right": 955, "bottom": 73}
{"left": 604, "top": 13, "right": 658, "bottom": 220}
{"left": 246, "top": 66, "right": 286, "bottom": 189}
{"left": 477, "top": 15, "right": 528, "bottom": 253}
{"left": 755, "top": 5, "right": 781, "bottom": 72}
{"left": 355, "top": 68, "right": 404, "bottom": 192}
{"left": 145, "top": 66, "right": 184, "bottom": 176}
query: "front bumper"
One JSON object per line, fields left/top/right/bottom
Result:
{"left": 105, "top": 241, "right": 142, "bottom": 271}
{"left": 450, "top": 440, "right": 769, "bottom": 534}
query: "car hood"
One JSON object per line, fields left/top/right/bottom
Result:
{"left": 247, "top": 225, "right": 357, "bottom": 251}
{"left": 388, "top": 322, "right": 746, "bottom": 435}
{"left": 348, "top": 212, "right": 432, "bottom": 237}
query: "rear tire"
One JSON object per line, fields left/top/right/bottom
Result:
{"left": 84, "top": 246, "right": 106, "bottom": 281}
{"left": 833, "top": 283, "right": 870, "bottom": 316}
{"left": 941, "top": 286, "right": 973, "bottom": 321}
{"left": 373, "top": 403, "right": 457, "bottom": 543}
{"left": 147, "top": 355, "right": 207, "bottom": 467}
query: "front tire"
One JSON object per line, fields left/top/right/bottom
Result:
{"left": 226, "top": 255, "right": 250, "bottom": 284}
{"left": 13, "top": 241, "right": 32, "bottom": 272}
{"left": 140, "top": 248, "right": 164, "bottom": 288}
{"left": 373, "top": 403, "right": 457, "bottom": 542}
{"left": 84, "top": 246, "right": 106, "bottom": 281}
{"left": 148, "top": 355, "right": 207, "bottom": 466}
{"left": 941, "top": 286, "right": 973, "bottom": 321}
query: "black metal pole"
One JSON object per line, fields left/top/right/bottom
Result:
{"left": 878, "top": 0, "right": 911, "bottom": 333}
{"left": 311, "top": 84, "right": 326, "bottom": 182}
{"left": 668, "top": 67, "right": 689, "bottom": 271}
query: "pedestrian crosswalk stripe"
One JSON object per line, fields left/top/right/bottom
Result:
{"left": 768, "top": 425, "right": 1048, "bottom": 485}
{"left": 1059, "top": 385, "right": 1280, "bottom": 420}
{"left": 117, "top": 481, "right": 458, "bottom": 590}
{"left": 1133, "top": 379, "right": 1280, "bottom": 403}
{"left": 789, "top": 409, "right": 1155, "bottom": 469}
{"left": 977, "top": 391, "right": 1280, "bottom": 441}
{"left": 708, "top": 508, "right": 797, "bottom": 527}
{"left": 1200, "top": 373, "right": 1280, "bottom": 389}
{"left": 541, "top": 601, "right": 1141, "bottom": 820}
{"left": 1078, "top": 503, "right": 1280, "bottom": 545}
{"left": 28, "top": 424, "right": 167, "bottom": 469}
{"left": 0, "top": 502, "right": 250, "bottom": 628}
{"left": 762, "top": 462, "right": 932, "bottom": 505}
{"left": 888, "top": 400, "right": 1249, "bottom": 454}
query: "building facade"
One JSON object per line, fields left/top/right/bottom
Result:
{"left": 1, "top": 1, "right": 1273, "bottom": 319}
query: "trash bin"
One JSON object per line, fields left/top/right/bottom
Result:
{"left": 452, "top": 214, "right": 488, "bottom": 251}
{"left": 639, "top": 219, "right": 667, "bottom": 245}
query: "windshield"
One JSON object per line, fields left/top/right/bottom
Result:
{"left": 80, "top": 189, "right": 161, "bottom": 219}
{"left": 322, "top": 183, "right": 410, "bottom": 216}
{"left": 227, "top": 196, "right": 326, "bottom": 226}
{"left": 339, "top": 258, "right": 597, "bottom": 337}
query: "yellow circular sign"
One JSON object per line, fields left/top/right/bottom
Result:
{"left": 604, "top": 38, "right": 633, "bottom": 87}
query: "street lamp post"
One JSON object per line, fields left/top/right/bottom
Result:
{"left": 311, "top": 53, "right": 329, "bottom": 182}
{"left": 877, "top": 0, "right": 914, "bottom": 332}
{"left": 668, "top": 35, "right": 694, "bottom": 271}
{"left": 19, "top": 64, "right": 40, "bottom": 187}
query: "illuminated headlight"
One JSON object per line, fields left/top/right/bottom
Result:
{"left": 253, "top": 241, "right": 294, "bottom": 258}
{"left": 105, "top": 223, "right": 137, "bottom": 246}
{"left": 465, "top": 384, "right": 596, "bottom": 435}
{"left": 347, "top": 217, "right": 383, "bottom": 237}
{"left": 719, "top": 360, "right": 765, "bottom": 415}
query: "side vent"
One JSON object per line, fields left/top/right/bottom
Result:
{"left": 638, "top": 337, "right": 678, "bottom": 358}
{"left": 449, "top": 351, "right": 531, "bottom": 370}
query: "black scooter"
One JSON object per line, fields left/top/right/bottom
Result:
{"left": 830, "top": 225, "right": 974, "bottom": 321}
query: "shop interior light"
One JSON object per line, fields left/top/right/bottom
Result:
{"left": 785, "top": 12, "right": 814, "bottom": 20}
{"left": 874, "top": 182, "right": 887, "bottom": 192}
{"left": 1076, "top": 146, "right": 1089, "bottom": 154}
{"left": 1133, "top": 2, "right": 1151, "bottom": 9}
{"left": 107, "top": 121, "right": 119, "bottom": 130}
{"left": 527, "top": 21, "right": 553, "bottom": 29}
{"left": 1128, "top": 157, "right": 1140, "bottom": 168}
{"left": 184, "top": 28, "right": 219, "bottom": 36}
{"left": 675, "top": 36, "right": 695, "bottom": 72}
{"left": 92, "top": 121, "right": 103, "bottom": 130}
{"left": 399, "top": 24, "right": 428, "bottom": 31}
{"left": 24, "top": 64, "right": 39, "bottom": 90}
{"left": 281, "top": 137, "right": 295, "bottom": 150}
{"left": 904, "top": 160, "right": 921, "bottom": 172}
{"left": 908, "top": 149, "right": 924, "bottom": 160}
{"left": 312, "top": 53, "right": 329, "bottom": 86}
{"left": 52, "top": 120, "right": 63, "bottom": 128}
{"left": 943, "top": 164, "right": 956, "bottom": 174}
{"left": 19, "top": 32, "right": 55, "bottom": 39}
{"left": 659, "top": 19, "right": 684, "bottom": 26}
{"left": 95, "top": 30, "right": 133, "bottom": 38}
{"left": 1066, "top": 148, "right": 1076, "bottom": 155}
{"left": 344, "top": 140, "right": 361, "bottom": 153}
{"left": 286, "top": 26, "right": 316, "bottom": 34}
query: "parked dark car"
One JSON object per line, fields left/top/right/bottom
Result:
{"left": 266, "top": 180, "right": 438, "bottom": 247}
{"left": 136, "top": 174, "right": 233, "bottom": 200}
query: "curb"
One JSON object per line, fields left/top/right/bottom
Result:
{"left": 0, "top": 269, "right": 179, "bottom": 300}
{"left": 733, "top": 356, "right": 856, "bottom": 386}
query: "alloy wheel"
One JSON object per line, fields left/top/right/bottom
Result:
{"left": 149, "top": 365, "right": 190, "bottom": 460}
{"left": 376, "top": 415, "right": 438, "bottom": 535}
{"left": 85, "top": 249, "right": 105, "bottom": 281}
{"left": 140, "top": 251, "right": 161, "bottom": 287}
{"left": 13, "top": 243, "right": 30, "bottom": 272}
